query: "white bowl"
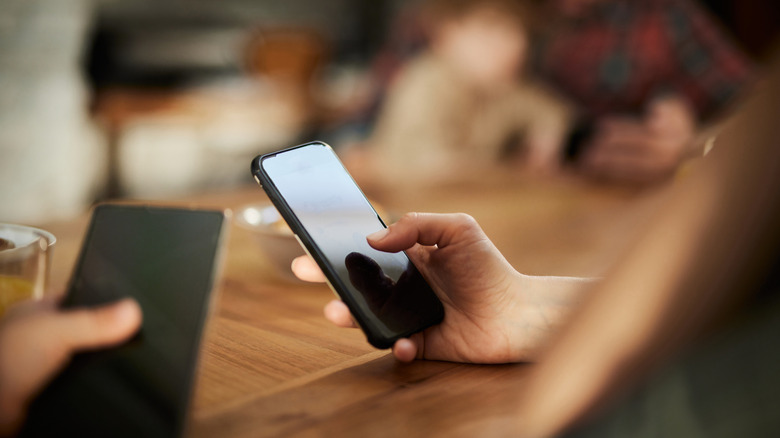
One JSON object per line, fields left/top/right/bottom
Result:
{"left": 234, "top": 203, "right": 303, "bottom": 281}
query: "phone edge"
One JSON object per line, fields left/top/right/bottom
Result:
{"left": 251, "top": 141, "right": 404, "bottom": 349}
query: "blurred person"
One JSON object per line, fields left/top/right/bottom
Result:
{"left": 0, "top": 298, "right": 141, "bottom": 435}
{"left": 346, "top": 0, "right": 753, "bottom": 185}
{"left": 347, "top": 0, "right": 573, "bottom": 186}
{"left": 294, "top": 56, "right": 780, "bottom": 436}
{"left": 540, "top": 0, "right": 754, "bottom": 182}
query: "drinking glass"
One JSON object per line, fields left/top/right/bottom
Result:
{"left": 0, "top": 224, "right": 56, "bottom": 317}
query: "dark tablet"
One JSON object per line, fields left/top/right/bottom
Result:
{"left": 21, "top": 204, "right": 228, "bottom": 438}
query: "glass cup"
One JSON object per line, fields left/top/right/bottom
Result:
{"left": 0, "top": 224, "right": 56, "bottom": 317}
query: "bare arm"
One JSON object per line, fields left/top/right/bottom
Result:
{"left": 518, "top": 58, "right": 780, "bottom": 437}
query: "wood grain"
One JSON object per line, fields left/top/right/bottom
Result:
{"left": 41, "top": 176, "right": 654, "bottom": 437}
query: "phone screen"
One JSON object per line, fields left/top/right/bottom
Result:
{"left": 21, "top": 205, "right": 226, "bottom": 438}
{"left": 256, "top": 143, "right": 443, "bottom": 348}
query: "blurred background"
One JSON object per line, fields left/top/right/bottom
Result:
{"left": 0, "top": 0, "right": 778, "bottom": 225}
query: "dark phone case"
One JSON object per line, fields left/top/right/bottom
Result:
{"left": 251, "top": 141, "right": 444, "bottom": 349}
{"left": 20, "top": 204, "right": 227, "bottom": 438}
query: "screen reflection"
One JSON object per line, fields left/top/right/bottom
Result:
{"left": 261, "top": 144, "right": 442, "bottom": 338}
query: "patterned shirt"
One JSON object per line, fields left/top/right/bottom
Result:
{"left": 536, "top": 0, "right": 753, "bottom": 121}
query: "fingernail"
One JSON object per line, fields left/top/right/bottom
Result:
{"left": 367, "top": 228, "right": 389, "bottom": 241}
{"left": 114, "top": 298, "right": 142, "bottom": 324}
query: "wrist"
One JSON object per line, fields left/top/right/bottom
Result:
{"left": 503, "top": 274, "right": 592, "bottom": 362}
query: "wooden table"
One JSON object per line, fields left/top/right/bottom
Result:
{"left": 42, "top": 175, "right": 655, "bottom": 437}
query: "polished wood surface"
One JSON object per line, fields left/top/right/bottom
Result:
{"left": 42, "top": 176, "right": 654, "bottom": 437}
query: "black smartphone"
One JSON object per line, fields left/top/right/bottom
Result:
{"left": 21, "top": 204, "right": 228, "bottom": 438}
{"left": 251, "top": 141, "right": 444, "bottom": 349}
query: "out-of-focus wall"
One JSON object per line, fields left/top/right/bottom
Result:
{"left": 82, "top": 0, "right": 411, "bottom": 201}
{"left": 88, "top": 0, "right": 406, "bottom": 86}
{"left": 0, "top": 0, "right": 414, "bottom": 222}
{"left": 0, "top": 0, "right": 106, "bottom": 225}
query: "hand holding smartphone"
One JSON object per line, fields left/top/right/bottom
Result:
{"left": 21, "top": 205, "right": 228, "bottom": 438}
{"left": 251, "top": 142, "right": 444, "bottom": 348}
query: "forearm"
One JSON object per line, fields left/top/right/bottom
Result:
{"left": 524, "top": 275, "right": 594, "bottom": 331}
{"left": 502, "top": 274, "right": 595, "bottom": 361}
{"left": 517, "top": 58, "right": 780, "bottom": 438}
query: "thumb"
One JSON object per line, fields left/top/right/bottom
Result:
{"left": 51, "top": 298, "right": 143, "bottom": 352}
{"left": 367, "top": 212, "right": 483, "bottom": 253}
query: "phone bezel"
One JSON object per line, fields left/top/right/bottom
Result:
{"left": 251, "top": 141, "right": 443, "bottom": 348}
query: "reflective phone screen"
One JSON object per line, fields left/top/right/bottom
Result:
{"left": 260, "top": 144, "right": 442, "bottom": 342}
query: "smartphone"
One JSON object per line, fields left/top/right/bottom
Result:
{"left": 251, "top": 141, "right": 444, "bottom": 349}
{"left": 21, "top": 205, "right": 228, "bottom": 438}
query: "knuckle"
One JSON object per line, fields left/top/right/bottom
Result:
{"left": 401, "top": 212, "right": 419, "bottom": 221}
{"left": 398, "top": 212, "right": 420, "bottom": 226}
{"left": 453, "top": 213, "right": 478, "bottom": 229}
